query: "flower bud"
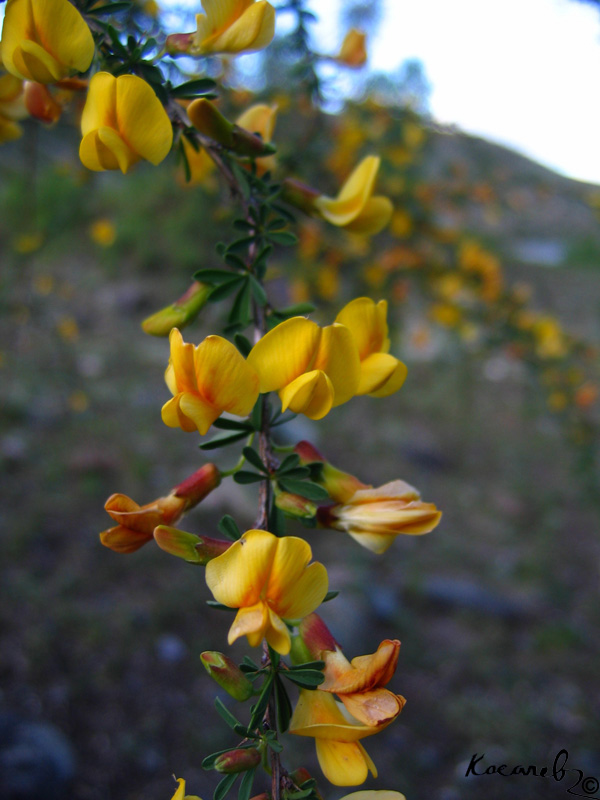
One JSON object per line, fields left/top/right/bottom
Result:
{"left": 142, "top": 282, "right": 212, "bottom": 337}
{"left": 165, "top": 32, "right": 195, "bottom": 56}
{"left": 173, "top": 463, "right": 221, "bottom": 505}
{"left": 201, "top": 651, "right": 254, "bottom": 701}
{"left": 188, "top": 98, "right": 277, "bottom": 158}
{"left": 294, "top": 441, "right": 367, "bottom": 503}
{"left": 281, "top": 178, "right": 321, "bottom": 216}
{"left": 214, "top": 748, "right": 261, "bottom": 774}
{"left": 153, "top": 526, "right": 230, "bottom": 564}
{"left": 274, "top": 490, "right": 317, "bottom": 520}
{"left": 24, "top": 82, "right": 62, "bottom": 123}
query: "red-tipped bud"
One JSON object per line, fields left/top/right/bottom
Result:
{"left": 142, "top": 281, "right": 212, "bottom": 337}
{"left": 274, "top": 491, "right": 317, "bottom": 520}
{"left": 214, "top": 748, "right": 261, "bottom": 774}
{"left": 154, "top": 527, "right": 231, "bottom": 564}
{"left": 24, "top": 82, "right": 62, "bottom": 123}
{"left": 200, "top": 651, "right": 254, "bottom": 701}
{"left": 281, "top": 178, "right": 321, "bottom": 216}
{"left": 174, "top": 463, "right": 221, "bottom": 506}
{"left": 294, "top": 441, "right": 367, "bottom": 503}
{"left": 165, "top": 32, "right": 195, "bottom": 56}
{"left": 298, "top": 613, "right": 339, "bottom": 660}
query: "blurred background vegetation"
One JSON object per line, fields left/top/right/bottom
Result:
{"left": 1, "top": 1, "right": 600, "bottom": 799}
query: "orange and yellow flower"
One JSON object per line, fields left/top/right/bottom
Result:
{"left": 247, "top": 317, "right": 360, "bottom": 420}
{"left": 335, "top": 297, "right": 407, "bottom": 397}
{"left": 314, "top": 156, "right": 392, "bottom": 236}
{"left": 190, "top": 0, "right": 275, "bottom": 56}
{"left": 79, "top": 72, "right": 173, "bottom": 174}
{"left": 1, "top": 0, "right": 94, "bottom": 83}
{"left": 205, "top": 530, "right": 328, "bottom": 655}
{"left": 162, "top": 328, "right": 259, "bottom": 435}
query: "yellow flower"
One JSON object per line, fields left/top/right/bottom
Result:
{"left": 314, "top": 156, "right": 392, "bottom": 235}
{"left": 205, "top": 530, "right": 328, "bottom": 655}
{"left": 336, "top": 29, "right": 367, "bottom": 68}
{"left": 89, "top": 218, "right": 116, "bottom": 246}
{"left": 339, "top": 793, "right": 406, "bottom": 800}
{"left": 236, "top": 102, "right": 277, "bottom": 174}
{"left": 247, "top": 317, "right": 361, "bottom": 420}
{"left": 1, "top": 0, "right": 94, "bottom": 83}
{"left": 0, "top": 69, "right": 27, "bottom": 142}
{"left": 335, "top": 297, "right": 407, "bottom": 398}
{"left": 191, "top": 0, "right": 275, "bottom": 55}
{"left": 319, "top": 479, "right": 442, "bottom": 554}
{"left": 79, "top": 72, "right": 173, "bottom": 174}
{"left": 162, "top": 328, "right": 259, "bottom": 435}
{"left": 171, "top": 777, "right": 202, "bottom": 800}
{"left": 289, "top": 689, "right": 387, "bottom": 786}
{"left": 180, "top": 135, "right": 215, "bottom": 185}
{"left": 299, "top": 614, "right": 406, "bottom": 728}
{"left": 101, "top": 464, "right": 221, "bottom": 554}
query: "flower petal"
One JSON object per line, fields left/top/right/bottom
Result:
{"left": 335, "top": 297, "right": 388, "bottom": 360}
{"left": 277, "top": 561, "right": 328, "bottom": 620}
{"left": 168, "top": 328, "right": 199, "bottom": 394}
{"left": 31, "top": 0, "right": 94, "bottom": 73}
{"left": 265, "top": 606, "right": 292, "bottom": 654}
{"left": 161, "top": 394, "right": 200, "bottom": 432}
{"left": 80, "top": 72, "right": 117, "bottom": 135}
{"left": 344, "top": 196, "right": 393, "bottom": 235}
{"left": 312, "top": 323, "right": 360, "bottom": 407}
{"left": 115, "top": 74, "right": 173, "bottom": 165}
{"left": 193, "top": 335, "right": 259, "bottom": 417}
{"left": 357, "top": 353, "right": 407, "bottom": 397}
{"left": 199, "top": 1, "right": 274, "bottom": 54}
{"left": 100, "top": 525, "right": 153, "bottom": 553}
{"left": 248, "top": 317, "right": 321, "bottom": 392}
{"left": 228, "top": 601, "right": 268, "bottom": 647}
{"left": 236, "top": 103, "right": 277, "bottom": 141}
{"left": 11, "top": 40, "right": 62, "bottom": 82}
{"left": 289, "top": 690, "right": 383, "bottom": 742}
{"left": 278, "top": 370, "right": 334, "bottom": 420}
{"left": 315, "top": 739, "right": 373, "bottom": 786}
{"left": 339, "top": 688, "right": 405, "bottom": 727}
{"left": 315, "top": 156, "right": 379, "bottom": 227}
{"left": 179, "top": 392, "right": 222, "bottom": 435}
{"left": 205, "top": 529, "right": 277, "bottom": 608}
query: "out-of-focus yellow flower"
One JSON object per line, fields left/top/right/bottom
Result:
{"left": 89, "top": 218, "right": 116, "bottom": 246}
{"left": 0, "top": 69, "right": 27, "bottom": 142}
{"left": 13, "top": 231, "right": 43, "bottom": 253}
{"left": 101, "top": 464, "right": 221, "bottom": 554}
{"left": 1, "top": 0, "right": 94, "bottom": 83}
{"left": 335, "top": 297, "right": 407, "bottom": 398}
{"left": 57, "top": 315, "right": 79, "bottom": 342}
{"left": 319, "top": 479, "right": 442, "bottom": 554}
{"left": 236, "top": 102, "right": 277, "bottom": 174}
{"left": 548, "top": 391, "right": 567, "bottom": 412}
{"left": 205, "top": 529, "right": 328, "bottom": 655}
{"left": 180, "top": 135, "right": 215, "bottom": 185}
{"left": 533, "top": 316, "right": 567, "bottom": 359}
{"left": 68, "top": 390, "right": 89, "bottom": 413}
{"left": 79, "top": 72, "right": 173, "bottom": 174}
{"left": 338, "top": 793, "right": 406, "bottom": 800}
{"left": 32, "top": 274, "right": 54, "bottom": 295}
{"left": 162, "top": 328, "right": 259, "bottom": 435}
{"left": 247, "top": 317, "right": 360, "bottom": 420}
{"left": 23, "top": 80, "right": 62, "bottom": 123}
{"left": 299, "top": 614, "right": 406, "bottom": 728}
{"left": 171, "top": 777, "right": 202, "bottom": 800}
{"left": 0, "top": 113, "right": 22, "bottom": 142}
{"left": 316, "top": 264, "right": 340, "bottom": 301}
{"left": 458, "top": 241, "right": 503, "bottom": 302}
{"left": 429, "top": 302, "right": 461, "bottom": 328}
{"left": 190, "top": 0, "right": 275, "bottom": 55}
{"left": 314, "top": 156, "right": 392, "bottom": 236}
{"left": 390, "top": 209, "right": 413, "bottom": 239}
{"left": 289, "top": 689, "right": 385, "bottom": 786}
{"left": 336, "top": 29, "right": 367, "bottom": 68}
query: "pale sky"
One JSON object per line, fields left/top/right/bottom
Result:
{"left": 2, "top": 0, "right": 599, "bottom": 183}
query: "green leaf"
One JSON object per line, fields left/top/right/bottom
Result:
{"left": 218, "top": 515, "right": 241, "bottom": 541}
{"left": 206, "top": 600, "right": 236, "bottom": 611}
{"left": 227, "top": 236, "right": 256, "bottom": 254}
{"left": 238, "top": 768, "right": 256, "bottom": 800}
{"left": 234, "top": 333, "right": 253, "bottom": 357}
{"left": 194, "top": 268, "right": 241, "bottom": 284}
{"left": 212, "top": 417, "right": 252, "bottom": 432}
{"left": 88, "top": 1, "right": 131, "bottom": 15}
{"left": 250, "top": 399, "right": 263, "bottom": 431}
{"left": 233, "top": 470, "right": 266, "bottom": 485}
{"left": 228, "top": 280, "right": 251, "bottom": 327}
{"left": 268, "top": 501, "right": 285, "bottom": 537}
{"left": 273, "top": 675, "right": 292, "bottom": 733}
{"left": 247, "top": 673, "right": 274, "bottom": 731}
{"left": 224, "top": 252, "right": 248, "bottom": 270}
{"left": 271, "top": 302, "right": 316, "bottom": 320}
{"left": 323, "top": 590, "right": 339, "bottom": 602}
{"left": 209, "top": 277, "right": 246, "bottom": 303}
{"left": 268, "top": 231, "right": 298, "bottom": 246}
{"left": 287, "top": 661, "right": 325, "bottom": 671}
{"left": 241, "top": 655, "right": 259, "bottom": 671}
{"left": 199, "top": 431, "right": 250, "bottom": 450}
{"left": 276, "top": 467, "right": 310, "bottom": 481}
{"left": 214, "top": 697, "right": 248, "bottom": 736}
{"left": 249, "top": 276, "right": 268, "bottom": 306}
{"left": 242, "top": 446, "right": 269, "bottom": 474}
{"left": 269, "top": 203, "right": 296, "bottom": 223}
{"left": 214, "top": 773, "right": 238, "bottom": 800}
{"left": 282, "top": 669, "right": 325, "bottom": 689}
{"left": 277, "top": 479, "right": 329, "bottom": 501}
{"left": 233, "top": 219, "right": 255, "bottom": 232}
{"left": 277, "top": 453, "right": 300, "bottom": 473}
{"left": 170, "top": 78, "right": 217, "bottom": 98}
